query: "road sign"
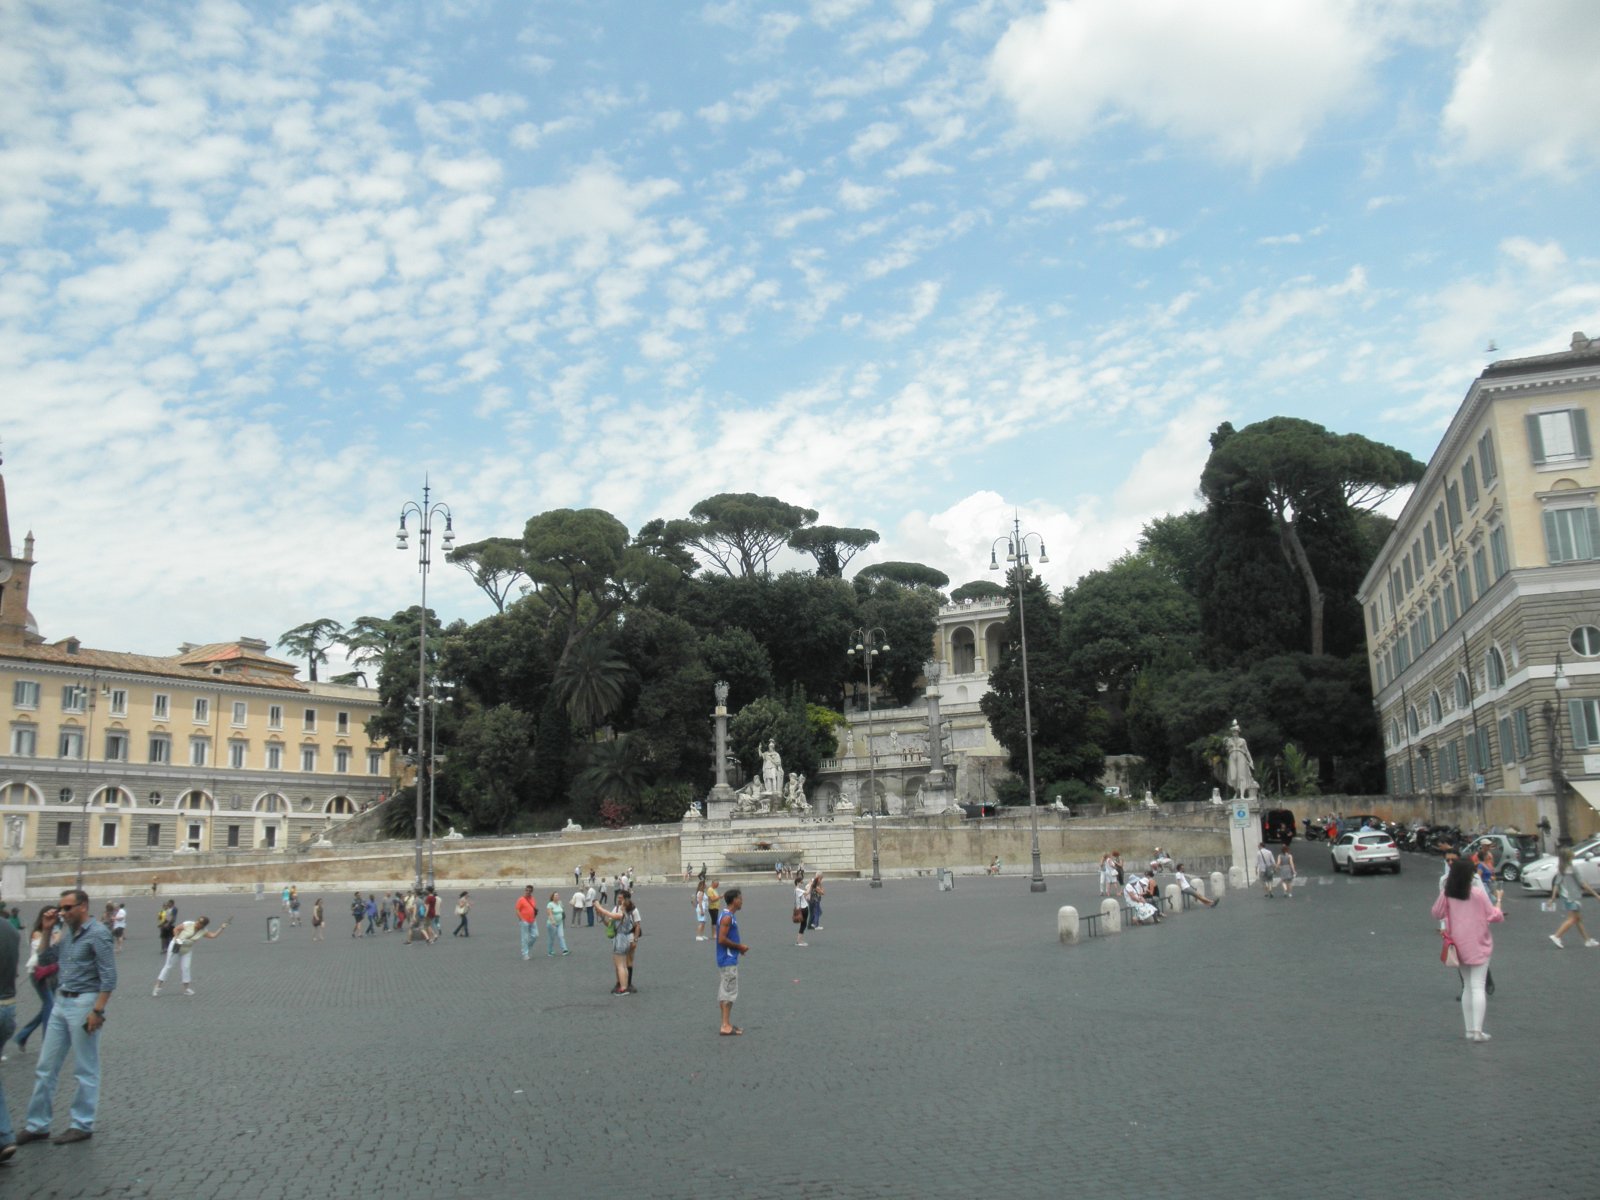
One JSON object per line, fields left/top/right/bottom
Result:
{"left": 1232, "top": 805, "right": 1249, "bottom": 827}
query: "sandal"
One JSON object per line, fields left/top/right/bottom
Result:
{"left": 719, "top": 1027, "right": 743, "bottom": 1036}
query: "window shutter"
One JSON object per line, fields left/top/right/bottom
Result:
{"left": 1527, "top": 413, "right": 1546, "bottom": 464}
{"left": 1544, "top": 509, "right": 1562, "bottom": 563}
{"left": 1586, "top": 507, "right": 1600, "bottom": 560}
{"left": 1570, "top": 699, "right": 1589, "bottom": 750}
{"left": 1574, "top": 408, "right": 1592, "bottom": 459}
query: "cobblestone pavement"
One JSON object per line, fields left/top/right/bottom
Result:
{"left": 1, "top": 852, "right": 1595, "bottom": 1199}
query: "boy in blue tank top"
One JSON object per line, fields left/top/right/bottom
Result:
{"left": 715, "top": 889, "right": 748, "bottom": 1036}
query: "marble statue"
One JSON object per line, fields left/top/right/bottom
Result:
{"left": 563, "top": 818, "right": 584, "bottom": 832}
{"left": 1223, "top": 719, "right": 1257, "bottom": 799}
{"left": 682, "top": 803, "right": 703, "bottom": 822}
{"left": 5, "top": 815, "right": 24, "bottom": 851}
{"left": 760, "top": 740, "right": 783, "bottom": 795}
{"left": 734, "top": 779, "right": 762, "bottom": 815}
{"left": 837, "top": 725, "right": 852, "bottom": 757}
{"left": 442, "top": 826, "right": 465, "bottom": 841}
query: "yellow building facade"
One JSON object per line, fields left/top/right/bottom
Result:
{"left": 1359, "top": 332, "right": 1600, "bottom": 840}
{"left": 0, "top": 471, "right": 394, "bottom": 861}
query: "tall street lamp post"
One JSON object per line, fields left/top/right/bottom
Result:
{"left": 989, "top": 513, "right": 1049, "bottom": 893}
{"left": 396, "top": 478, "right": 453, "bottom": 893}
{"left": 1544, "top": 652, "right": 1573, "bottom": 848}
{"left": 847, "top": 626, "right": 889, "bottom": 889}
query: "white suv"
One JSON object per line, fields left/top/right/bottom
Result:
{"left": 1330, "top": 831, "right": 1401, "bottom": 875}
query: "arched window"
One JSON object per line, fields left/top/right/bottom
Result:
{"left": 179, "top": 791, "right": 210, "bottom": 811}
{"left": 1487, "top": 646, "right": 1506, "bottom": 688}
{"left": 1406, "top": 706, "right": 1420, "bottom": 736}
{"left": 326, "top": 796, "right": 354, "bottom": 815}
{"left": 1429, "top": 692, "right": 1443, "bottom": 724}
{"left": 1388, "top": 718, "right": 1400, "bottom": 746}
{"left": 255, "top": 793, "right": 286, "bottom": 813}
{"left": 1455, "top": 672, "right": 1471, "bottom": 709}
{"left": 950, "top": 628, "right": 976, "bottom": 674}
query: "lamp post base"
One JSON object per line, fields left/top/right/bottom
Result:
{"left": 869, "top": 878, "right": 884, "bottom": 888}
{"left": 1029, "top": 877, "right": 1047, "bottom": 893}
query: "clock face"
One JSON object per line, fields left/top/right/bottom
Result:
{"left": 0, "top": 561, "right": 12, "bottom": 583}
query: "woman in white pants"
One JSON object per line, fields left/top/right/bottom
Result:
{"left": 1429, "top": 859, "right": 1503, "bottom": 1041}
{"left": 153, "top": 916, "right": 228, "bottom": 996}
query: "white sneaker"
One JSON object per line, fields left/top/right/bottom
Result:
{"left": 152, "top": 985, "right": 161, "bottom": 996}
{"left": 1550, "top": 934, "right": 1564, "bottom": 948}
{"left": 795, "top": 941, "right": 808, "bottom": 947}
{"left": 1585, "top": 938, "right": 1600, "bottom": 948}
{"left": 183, "top": 987, "right": 195, "bottom": 996}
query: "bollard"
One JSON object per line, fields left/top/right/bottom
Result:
{"left": 1058, "top": 905, "right": 1080, "bottom": 945}
{"left": 1210, "top": 871, "right": 1226, "bottom": 899}
{"left": 1099, "top": 896, "right": 1121, "bottom": 934}
{"left": 1163, "top": 883, "right": 1182, "bottom": 914}
{"left": 1227, "top": 865, "right": 1247, "bottom": 890}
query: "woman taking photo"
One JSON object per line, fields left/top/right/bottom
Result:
{"left": 593, "top": 891, "right": 638, "bottom": 994}
{"left": 1430, "top": 858, "right": 1504, "bottom": 1041}
{"left": 14, "top": 904, "right": 61, "bottom": 1052}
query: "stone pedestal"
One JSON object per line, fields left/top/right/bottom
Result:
{"left": 1, "top": 860, "right": 25, "bottom": 902}
{"left": 1227, "top": 865, "right": 1246, "bottom": 889}
{"left": 1163, "top": 883, "right": 1182, "bottom": 914}
{"left": 1209, "top": 871, "right": 1226, "bottom": 898}
{"left": 705, "top": 792, "right": 735, "bottom": 821}
{"left": 1057, "top": 905, "right": 1079, "bottom": 945}
{"left": 1099, "top": 896, "right": 1121, "bottom": 934}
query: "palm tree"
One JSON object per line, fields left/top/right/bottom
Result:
{"left": 276, "top": 619, "right": 344, "bottom": 683}
{"left": 571, "top": 736, "right": 648, "bottom": 810}
{"left": 552, "top": 635, "right": 633, "bottom": 734}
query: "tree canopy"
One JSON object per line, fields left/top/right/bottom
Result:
{"left": 276, "top": 618, "right": 343, "bottom": 683}
{"left": 665, "top": 493, "right": 818, "bottom": 578}
{"left": 787, "top": 524, "right": 879, "bottom": 578}
{"left": 855, "top": 561, "right": 949, "bottom": 591}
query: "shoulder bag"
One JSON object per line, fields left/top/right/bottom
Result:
{"left": 1440, "top": 904, "right": 1460, "bottom": 967}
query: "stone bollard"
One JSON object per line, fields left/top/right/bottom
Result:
{"left": 1099, "top": 896, "right": 1121, "bottom": 934}
{"left": 1210, "top": 871, "right": 1226, "bottom": 899}
{"left": 1164, "top": 883, "right": 1182, "bottom": 914}
{"left": 1227, "top": 865, "right": 1247, "bottom": 890}
{"left": 1058, "top": 905, "right": 1079, "bottom": 945}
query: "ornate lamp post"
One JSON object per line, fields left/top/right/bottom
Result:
{"left": 848, "top": 626, "right": 889, "bottom": 888}
{"left": 989, "top": 513, "right": 1049, "bottom": 893}
{"left": 1544, "top": 652, "right": 1573, "bottom": 848}
{"left": 396, "top": 478, "right": 453, "bottom": 893}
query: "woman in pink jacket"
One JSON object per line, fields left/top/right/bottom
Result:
{"left": 1430, "top": 858, "right": 1504, "bottom": 1042}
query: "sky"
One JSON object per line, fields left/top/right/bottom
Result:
{"left": 3, "top": 0, "right": 1598, "bottom": 667}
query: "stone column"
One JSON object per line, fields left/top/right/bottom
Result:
{"left": 706, "top": 681, "right": 736, "bottom": 820}
{"left": 919, "top": 660, "right": 956, "bottom": 813}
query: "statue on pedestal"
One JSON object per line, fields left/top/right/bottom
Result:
{"left": 1223, "top": 719, "right": 1257, "bottom": 799}
{"left": 442, "top": 826, "right": 465, "bottom": 841}
{"left": 760, "top": 740, "right": 783, "bottom": 796}
{"left": 734, "top": 780, "right": 762, "bottom": 815}
{"left": 682, "top": 803, "right": 703, "bottom": 822}
{"left": 5, "top": 815, "right": 24, "bottom": 852}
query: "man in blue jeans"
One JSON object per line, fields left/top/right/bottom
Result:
{"left": 15, "top": 889, "right": 117, "bottom": 1146}
{"left": 0, "top": 913, "right": 18, "bottom": 1160}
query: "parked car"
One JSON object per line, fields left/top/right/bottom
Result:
{"left": 1330, "top": 830, "right": 1401, "bottom": 875}
{"left": 1519, "top": 835, "right": 1600, "bottom": 892}
{"left": 1459, "top": 833, "right": 1543, "bottom": 883}
{"left": 1260, "top": 808, "right": 1296, "bottom": 846}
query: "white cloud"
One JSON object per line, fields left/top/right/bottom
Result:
{"left": 1029, "top": 187, "right": 1087, "bottom": 212}
{"left": 847, "top": 121, "right": 900, "bottom": 161}
{"left": 837, "top": 179, "right": 889, "bottom": 210}
{"left": 990, "top": 0, "right": 1385, "bottom": 171}
{"left": 866, "top": 278, "right": 940, "bottom": 339}
{"left": 1442, "top": 0, "right": 1600, "bottom": 174}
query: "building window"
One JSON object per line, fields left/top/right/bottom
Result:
{"left": 226, "top": 824, "right": 240, "bottom": 848}
{"left": 10, "top": 726, "right": 36, "bottom": 756}
{"left": 264, "top": 824, "right": 278, "bottom": 849}
{"left": 58, "top": 729, "right": 84, "bottom": 760}
{"left": 1429, "top": 692, "right": 1443, "bottom": 724}
{"left": 1455, "top": 671, "right": 1471, "bottom": 709}
{"left": 335, "top": 747, "right": 350, "bottom": 774}
{"left": 1446, "top": 482, "right": 1462, "bottom": 530}
{"left": 100, "top": 821, "right": 118, "bottom": 849}
{"left": 1466, "top": 727, "right": 1493, "bottom": 776}
{"left": 1499, "top": 715, "right": 1518, "bottom": 763}
{"left": 190, "top": 738, "right": 210, "bottom": 767}
{"left": 1462, "top": 458, "right": 1479, "bottom": 508}
{"left": 1473, "top": 547, "right": 1490, "bottom": 596}
{"left": 186, "top": 823, "right": 202, "bottom": 851}
{"left": 1411, "top": 543, "right": 1423, "bottom": 581}
{"left": 105, "top": 731, "right": 128, "bottom": 761}
{"left": 61, "top": 685, "right": 87, "bottom": 714}
{"left": 1406, "top": 706, "right": 1420, "bottom": 736}
{"left": 1423, "top": 525, "right": 1436, "bottom": 565}
{"left": 1568, "top": 698, "right": 1600, "bottom": 750}
{"left": 1434, "top": 505, "right": 1448, "bottom": 552}
{"left": 1528, "top": 409, "right": 1592, "bottom": 465}
{"left": 153, "top": 694, "right": 170, "bottom": 720}
{"left": 1478, "top": 430, "right": 1498, "bottom": 484}
{"left": 1402, "top": 555, "right": 1414, "bottom": 592}
{"left": 367, "top": 751, "right": 382, "bottom": 775}
{"left": 268, "top": 705, "right": 283, "bottom": 729}
{"left": 12, "top": 680, "right": 39, "bottom": 709}
{"left": 1542, "top": 505, "right": 1600, "bottom": 564}
{"left": 1430, "top": 597, "right": 1444, "bottom": 641}
{"left": 1514, "top": 708, "right": 1532, "bottom": 760}
{"left": 55, "top": 821, "right": 71, "bottom": 847}
{"left": 1572, "top": 626, "right": 1600, "bottom": 657}
{"left": 1487, "top": 646, "right": 1506, "bottom": 688}
{"left": 1489, "top": 526, "right": 1509, "bottom": 579}
{"left": 232, "top": 701, "right": 248, "bottom": 726}
{"left": 1456, "top": 563, "right": 1473, "bottom": 609}
{"left": 301, "top": 747, "right": 318, "bottom": 772}
{"left": 1389, "top": 570, "right": 1401, "bottom": 608}
{"left": 149, "top": 736, "right": 171, "bottom": 764}
{"left": 337, "top": 712, "right": 350, "bottom": 735}
{"left": 1443, "top": 582, "right": 1458, "bottom": 626}
{"left": 1441, "top": 740, "right": 1460, "bottom": 783}
{"left": 228, "top": 741, "right": 247, "bottom": 769}
{"left": 146, "top": 823, "right": 161, "bottom": 848}
{"left": 266, "top": 744, "right": 283, "bottom": 770}
{"left": 1419, "top": 610, "right": 1433, "bottom": 647}
{"left": 303, "top": 709, "right": 317, "bottom": 733}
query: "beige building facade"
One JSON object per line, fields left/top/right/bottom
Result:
{"left": 0, "top": 471, "right": 394, "bottom": 861}
{"left": 1359, "top": 332, "right": 1600, "bottom": 840}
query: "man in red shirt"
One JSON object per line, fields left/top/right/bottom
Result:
{"left": 515, "top": 886, "right": 539, "bottom": 960}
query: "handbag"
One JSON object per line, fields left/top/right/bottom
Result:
{"left": 792, "top": 908, "right": 803, "bottom": 924}
{"left": 1440, "top": 906, "right": 1460, "bottom": 968}
{"left": 30, "top": 962, "right": 58, "bottom": 984}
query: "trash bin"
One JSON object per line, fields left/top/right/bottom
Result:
{"left": 936, "top": 868, "right": 955, "bottom": 892}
